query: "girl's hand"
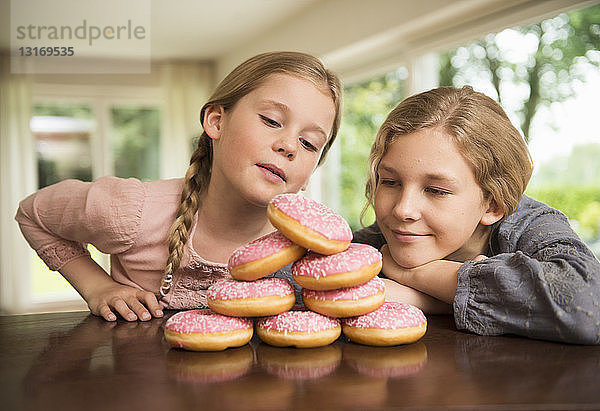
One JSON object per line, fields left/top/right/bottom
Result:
{"left": 59, "top": 256, "right": 163, "bottom": 322}
{"left": 380, "top": 245, "right": 462, "bottom": 304}
{"left": 85, "top": 282, "right": 163, "bottom": 322}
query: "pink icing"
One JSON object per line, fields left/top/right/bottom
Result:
{"left": 228, "top": 231, "right": 296, "bottom": 268}
{"left": 257, "top": 310, "right": 340, "bottom": 333}
{"left": 292, "top": 243, "right": 382, "bottom": 279}
{"left": 270, "top": 193, "right": 352, "bottom": 241}
{"left": 207, "top": 278, "right": 293, "bottom": 300}
{"left": 342, "top": 302, "right": 426, "bottom": 329}
{"left": 302, "top": 276, "right": 384, "bottom": 301}
{"left": 165, "top": 309, "right": 253, "bottom": 334}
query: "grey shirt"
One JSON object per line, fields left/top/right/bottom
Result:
{"left": 353, "top": 195, "right": 600, "bottom": 345}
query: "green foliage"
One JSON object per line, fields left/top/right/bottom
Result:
{"left": 526, "top": 185, "right": 600, "bottom": 240}
{"left": 339, "top": 70, "right": 407, "bottom": 231}
{"left": 110, "top": 107, "right": 160, "bottom": 181}
{"left": 530, "top": 143, "right": 600, "bottom": 188}
{"left": 579, "top": 202, "right": 600, "bottom": 239}
{"left": 528, "top": 143, "right": 600, "bottom": 243}
{"left": 437, "top": 3, "right": 600, "bottom": 141}
{"left": 33, "top": 103, "right": 93, "bottom": 118}
{"left": 32, "top": 103, "right": 94, "bottom": 187}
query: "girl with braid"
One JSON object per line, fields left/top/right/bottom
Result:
{"left": 16, "top": 51, "right": 342, "bottom": 321}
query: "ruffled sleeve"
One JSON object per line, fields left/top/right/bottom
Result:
{"left": 15, "top": 176, "right": 145, "bottom": 271}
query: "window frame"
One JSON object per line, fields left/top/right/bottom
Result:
{"left": 21, "top": 83, "right": 164, "bottom": 313}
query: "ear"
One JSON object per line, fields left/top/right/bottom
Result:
{"left": 202, "top": 105, "right": 225, "bottom": 140}
{"left": 480, "top": 198, "right": 504, "bottom": 226}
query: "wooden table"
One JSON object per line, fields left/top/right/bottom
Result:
{"left": 1, "top": 310, "right": 599, "bottom": 410}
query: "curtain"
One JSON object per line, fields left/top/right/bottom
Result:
{"left": 159, "top": 62, "right": 213, "bottom": 179}
{"left": 0, "top": 53, "right": 35, "bottom": 313}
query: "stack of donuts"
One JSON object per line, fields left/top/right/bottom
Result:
{"left": 164, "top": 193, "right": 427, "bottom": 351}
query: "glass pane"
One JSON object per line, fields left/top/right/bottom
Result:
{"left": 436, "top": 3, "right": 600, "bottom": 257}
{"left": 339, "top": 68, "right": 408, "bottom": 231}
{"left": 110, "top": 106, "right": 160, "bottom": 181}
{"left": 32, "top": 103, "right": 94, "bottom": 188}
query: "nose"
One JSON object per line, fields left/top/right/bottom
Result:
{"left": 272, "top": 134, "right": 297, "bottom": 160}
{"left": 391, "top": 188, "right": 421, "bottom": 221}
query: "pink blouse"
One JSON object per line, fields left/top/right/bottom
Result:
{"left": 15, "top": 176, "right": 232, "bottom": 309}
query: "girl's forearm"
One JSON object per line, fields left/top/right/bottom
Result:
{"left": 59, "top": 255, "right": 115, "bottom": 301}
{"left": 382, "top": 278, "right": 452, "bottom": 314}
{"left": 405, "top": 259, "right": 461, "bottom": 304}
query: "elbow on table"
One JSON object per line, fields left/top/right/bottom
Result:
{"left": 553, "top": 305, "right": 600, "bottom": 345}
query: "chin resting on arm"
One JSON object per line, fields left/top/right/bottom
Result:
{"left": 380, "top": 244, "right": 464, "bottom": 305}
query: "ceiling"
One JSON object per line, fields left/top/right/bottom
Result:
{"left": 149, "top": 0, "right": 319, "bottom": 60}
{"left": 1, "top": 0, "right": 595, "bottom": 81}
{"left": 0, "top": 0, "right": 318, "bottom": 60}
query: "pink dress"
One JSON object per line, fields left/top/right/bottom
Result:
{"left": 15, "top": 176, "right": 232, "bottom": 309}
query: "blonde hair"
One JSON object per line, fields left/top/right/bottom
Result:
{"left": 363, "top": 85, "right": 532, "bottom": 225}
{"left": 160, "top": 51, "right": 342, "bottom": 296}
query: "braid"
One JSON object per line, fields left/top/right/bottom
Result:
{"left": 160, "top": 135, "right": 212, "bottom": 296}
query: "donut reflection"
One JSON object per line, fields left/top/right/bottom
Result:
{"left": 256, "top": 342, "right": 342, "bottom": 380}
{"left": 302, "top": 367, "right": 388, "bottom": 409}
{"left": 209, "top": 373, "right": 296, "bottom": 411}
{"left": 343, "top": 341, "right": 428, "bottom": 378}
{"left": 166, "top": 344, "right": 254, "bottom": 384}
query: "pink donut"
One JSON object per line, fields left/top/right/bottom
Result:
{"left": 164, "top": 309, "right": 253, "bottom": 351}
{"left": 228, "top": 231, "right": 306, "bottom": 281}
{"left": 302, "top": 276, "right": 385, "bottom": 317}
{"left": 292, "top": 243, "right": 382, "bottom": 290}
{"left": 267, "top": 193, "right": 352, "bottom": 255}
{"left": 207, "top": 278, "right": 295, "bottom": 317}
{"left": 342, "top": 302, "right": 427, "bottom": 346}
{"left": 256, "top": 310, "right": 342, "bottom": 348}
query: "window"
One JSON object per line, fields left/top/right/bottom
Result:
{"left": 339, "top": 68, "right": 408, "bottom": 231}
{"left": 438, "top": 4, "right": 600, "bottom": 257}
{"left": 340, "top": 4, "right": 600, "bottom": 257}
{"left": 29, "top": 99, "right": 162, "bottom": 304}
{"left": 111, "top": 106, "right": 160, "bottom": 181}
{"left": 32, "top": 104, "right": 95, "bottom": 188}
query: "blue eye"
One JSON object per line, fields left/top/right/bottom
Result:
{"left": 259, "top": 115, "right": 281, "bottom": 128}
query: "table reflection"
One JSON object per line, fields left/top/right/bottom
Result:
{"left": 166, "top": 345, "right": 254, "bottom": 383}
{"left": 302, "top": 367, "right": 389, "bottom": 409}
{"left": 450, "top": 331, "right": 600, "bottom": 404}
{"left": 344, "top": 341, "right": 428, "bottom": 378}
{"left": 10, "top": 312, "right": 599, "bottom": 410}
{"left": 22, "top": 315, "right": 168, "bottom": 410}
